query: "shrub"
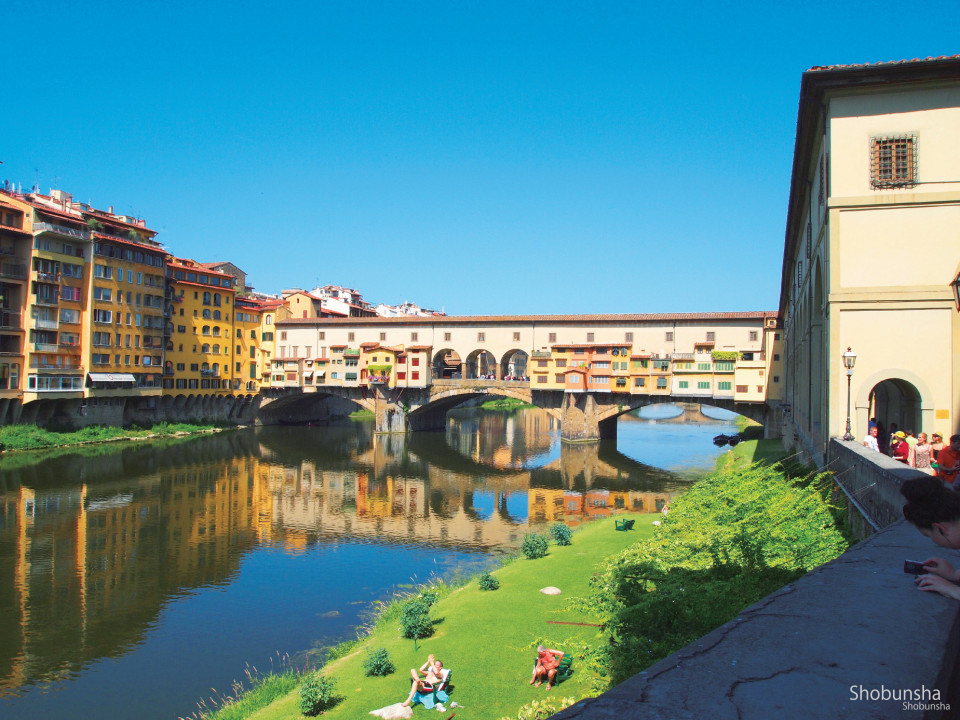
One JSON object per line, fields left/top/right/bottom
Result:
{"left": 521, "top": 532, "right": 549, "bottom": 559}
{"left": 549, "top": 523, "right": 572, "bottom": 546}
{"left": 362, "top": 647, "right": 395, "bottom": 677}
{"left": 498, "top": 696, "right": 578, "bottom": 720}
{"left": 399, "top": 598, "right": 434, "bottom": 639}
{"left": 298, "top": 673, "right": 338, "bottom": 716}
{"left": 478, "top": 572, "right": 500, "bottom": 591}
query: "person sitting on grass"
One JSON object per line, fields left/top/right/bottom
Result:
{"left": 401, "top": 654, "right": 444, "bottom": 707}
{"left": 530, "top": 646, "right": 564, "bottom": 689}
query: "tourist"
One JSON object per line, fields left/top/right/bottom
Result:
{"left": 887, "top": 424, "right": 900, "bottom": 456}
{"left": 931, "top": 433, "right": 945, "bottom": 463}
{"left": 936, "top": 435, "right": 960, "bottom": 488}
{"left": 401, "top": 654, "right": 445, "bottom": 707}
{"left": 905, "top": 429, "right": 918, "bottom": 465}
{"left": 912, "top": 433, "right": 935, "bottom": 476}
{"left": 862, "top": 426, "right": 880, "bottom": 452}
{"left": 890, "top": 431, "right": 910, "bottom": 463}
{"left": 901, "top": 476, "right": 960, "bottom": 600}
{"left": 530, "top": 646, "right": 564, "bottom": 690}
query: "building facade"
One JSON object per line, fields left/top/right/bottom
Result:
{"left": 779, "top": 55, "right": 960, "bottom": 462}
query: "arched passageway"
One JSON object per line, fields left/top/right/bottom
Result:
{"left": 499, "top": 349, "right": 529, "bottom": 380}
{"left": 432, "top": 349, "right": 462, "bottom": 379}
{"left": 868, "top": 378, "right": 923, "bottom": 450}
{"left": 465, "top": 350, "right": 496, "bottom": 379}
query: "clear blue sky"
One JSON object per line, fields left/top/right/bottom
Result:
{"left": 2, "top": 1, "right": 956, "bottom": 315}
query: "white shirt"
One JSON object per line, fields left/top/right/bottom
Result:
{"left": 863, "top": 434, "right": 880, "bottom": 452}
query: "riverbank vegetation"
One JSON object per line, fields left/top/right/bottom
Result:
{"left": 0, "top": 421, "right": 224, "bottom": 452}
{"left": 199, "top": 446, "right": 849, "bottom": 720}
{"left": 480, "top": 397, "right": 535, "bottom": 411}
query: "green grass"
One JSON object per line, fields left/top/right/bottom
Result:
{"left": 0, "top": 421, "right": 223, "bottom": 452}
{"left": 233, "top": 515, "right": 656, "bottom": 720}
{"left": 480, "top": 397, "right": 535, "bottom": 411}
{"left": 348, "top": 409, "right": 375, "bottom": 419}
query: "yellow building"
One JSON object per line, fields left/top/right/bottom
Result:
{"left": 163, "top": 258, "right": 237, "bottom": 395}
{"left": 0, "top": 193, "right": 32, "bottom": 419}
{"left": 233, "top": 296, "right": 264, "bottom": 394}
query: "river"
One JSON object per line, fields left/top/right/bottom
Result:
{"left": 0, "top": 405, "right": 737, "bottom": 720}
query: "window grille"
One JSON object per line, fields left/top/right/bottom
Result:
{"left": 870, "top": 135, "right": 917, "bottom": 188}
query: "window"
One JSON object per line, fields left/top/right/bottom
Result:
{"left": 706, "top": 332, "right": 715, "bottom": 342}
{"left": 513, "top": 332, "right": 520, "bottom": 342}
{"left": 411, "top": 332, "right": 418, "bottom": 342}
{"left": 871, "top": 136, "right": 917, "bottom": 188}
{"left": 678, "top": 380, "right": 688, "bottom": 389}
{"left": 625, "top": 332, "right": 633, "bottom": 342}
{"left": 773, "top": 353, "right": 780, "bottom": 361}
{"left": 412, "top": 357, "right": 420, "bottom": 366}
{"left": 749, "top": 331, "right": 758, "bottom": 341}
{"left": 537, "top": 360, "right": 548, "bottom": 368}
{"left": 736, "top": 385, "right": 748, "bottom": 393}
{"left": 634, "top": 377, "right": 645, "bottom": 387}
{"left": 697, "top": 362, "right": 711, "bottom": 371}
{"left": 718, "top": 381, "right": 732, "bottom": 390}
{"left": 411, "top": 371, "right": 419, "bottom": 380}
{"left": 348, "top": 332, "right": 355, "bottom": 341}
{"left": 586, "top": 332, "right": 594, "bottom": 342}
{"left": 548, "top": 333, "right": 556, "bottom": 343}
{"left": 773, "top": 376, "right": 780, "bottom": 383}
{"left": 555, "top": 374, "right": 565, "bottom": 383}
{"left": 555, "top": 359, "right": 566, "bottom": 368}
{"left": 656, "top": 377, "right": 667, "bottom": 389}
{"left": 478, "top": 332, "right": 485, "bottom": 342}
{"left": 92, "top": 286, "right": 112, "bottom": 301}
{"left": 665, "top": 331, "right": 673, "bottom": 342}
{"left": 380, "top": 332, "right": 386, "bottom": 341}
{"left": 444, "top": 332, "right": 451, "bottom": 341}
{"left": 697, "top": 381, "right": 710, "bottom": 390}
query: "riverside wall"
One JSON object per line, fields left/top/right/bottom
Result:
{"left": 555, "top": 438, "right": 958, "bottom": 720}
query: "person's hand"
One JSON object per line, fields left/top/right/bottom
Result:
{"left": 428, "top": 654, "right": 435, "bottom": 663}
{"left": 916, "top": 573, "right": 960, "bottom": 600}
{"left": 922, "top": 557, "right": 958, "bottom": 581}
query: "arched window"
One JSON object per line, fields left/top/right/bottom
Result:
{"left": 203, "top": 291, "right": 211, "bottom": 305}
{"left": 202, "top": 309, "right": 211, "bottom": 319}
{"left": 212, "top": 326, "right": 221, "bottom": 337}
{"left": 202, "top": 325, "right": 210, "bottom": 335}
{"left": 213, "top": 310, "right": 221, "bottom": 320}
{"left": 213, "top": 294, "right": 221, "bottom": 307}
{"left": 201, "top": 344, "right": 210, "bottom": 353}
{"left": 201, "top": 362, "right": 210, "bottom": 371}
{"left": 213, "top": 344, "right": 220, "bottom": 354}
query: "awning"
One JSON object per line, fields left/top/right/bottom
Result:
{"left": 88, "top": 373, "right": 136, "bottom": 383}
{"left": 303, "top": 371, "right": 314, "bottom": 378}
{"left": 316, "top": 371, "right": 326, "bottom": 378}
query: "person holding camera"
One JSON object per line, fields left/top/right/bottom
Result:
{"left": 901, "top": 476, "right": 960, "bottom": 600}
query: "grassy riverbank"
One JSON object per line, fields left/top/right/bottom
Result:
{"left": 0, "top": 421, "right": 225, "bottom": 452}
{"left": 197, "top": 427, "right": 846, "bottom": 720}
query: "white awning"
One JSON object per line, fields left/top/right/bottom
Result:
{"left": 88, "top": 373, "right": 136, "bottom": 383}
{"left": 303, "top": 371, "right": 314, "bottom": 378}
{"left": 317, "top": 371, "right": 326, "bottom": 377}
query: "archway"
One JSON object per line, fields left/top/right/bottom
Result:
{"left": 868, "top": 378, "right": 923, "bottom": 449}
{"left": 465, "top": 349, "right": 496, "bottom": 379}
{"left": 432, "top": 349, "right": 462, "bottom": 379}
{"left": 499, "top": 349, "right": 529, "bottom": 380}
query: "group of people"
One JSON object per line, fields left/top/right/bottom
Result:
{"left": 862, "top": 423, "right": 960, "bottom": 486}
{"left": 398, "top": 646, "right": 565, "bottom": 711}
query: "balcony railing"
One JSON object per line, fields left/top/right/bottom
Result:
{"left": 33, "top": 318, "right": 59, "bottom": 330}
{"left": 34, "top": 296, "right": 59, "bottom": 306}
{"left": 33, "top": 343, "right": 59, "bottom": 352}
{"left": 200, "top": 369, "right": 220, "bottom": 377}
{"left": 34, "top": 221, "right": 91, "bottom": 241}
{"left": 0, "top": 263, "right": 27, "bottom": 280}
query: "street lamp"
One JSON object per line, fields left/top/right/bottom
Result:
{"left": 842, "top": 347, "right": 857, "bottom": 441}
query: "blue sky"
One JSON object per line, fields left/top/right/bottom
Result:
{"left": 2, "top": 1, "right": 957, "bottom": 315}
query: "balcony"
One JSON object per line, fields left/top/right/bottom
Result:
{"left": 33, "top": 343, "right": 59, "bottom": 353}
{"left": 34, "top": 296, "right": 59, "bottom": 307}
{"left": 200, "top": 369, "right": 220, "bottom": 377}
{"left": 35, "top": 271, "right": 60, "bottom": 282}
{"left": 33, "top": 318, "right": 59, "bottom": 330}
{"left": 34, "top": 221, "right": 91, "bottom": 242}
{"left": 0, "top": 262, "right": 27, "bottom": 280}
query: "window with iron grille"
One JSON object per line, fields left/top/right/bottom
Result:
{"left": 818, "top": 153, "right": 825, "bottom": 208}
{"left": 805, "top": 221, "right": 812, "bottom": 259}
{"left": 870, "top": 136, "right": 917, "bottom": 189}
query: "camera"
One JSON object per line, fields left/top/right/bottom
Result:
{"left": 903, "top": 560, "right": 926, "bottom": 575}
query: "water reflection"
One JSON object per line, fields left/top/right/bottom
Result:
{"left": 0, "top": 408, "right": 717, "bottom": 717}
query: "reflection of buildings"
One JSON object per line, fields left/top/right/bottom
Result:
{"left": 0, "top": 456, "right": 270, "bottom": 694}
{"left": 528, "top": 488, "right": 676, "bottom": 527}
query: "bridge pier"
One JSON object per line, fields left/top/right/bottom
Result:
{"left": 559, "top": 392, "right": 618, "bottom": 442}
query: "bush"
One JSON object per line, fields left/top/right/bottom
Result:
{"left": 399, "top": 598, "right": 434, "bottom": 639}
{"left": 362, "top": 647, "right": 395, "bottom": 677}
{"left": 521, "top": 532, "right": 549, "bottom": 559}
{"left": 298, "top": 673, "right": 338, "bottom": 716}
{"left": 478, "top": 572, "right": 500, "bottom": 591}
{"left": 498, "top": 696, "right": 578, "bottom": 720}
{"left": 549, "top": 523, "right": 572, "bottom": 546}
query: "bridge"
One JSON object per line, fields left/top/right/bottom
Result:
{"left": 259, "top": 377, "right": 774, "bottom": 441}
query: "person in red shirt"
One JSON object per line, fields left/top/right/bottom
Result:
{"left": 891, "top": 431, "right": 910, "bottom": 463}
{"left": 937, "top": 435, "right": 960, "bottom": 488}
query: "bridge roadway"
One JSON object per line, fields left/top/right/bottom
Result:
{"left": 259, "top": 378, "right": 772, "bottom": 441}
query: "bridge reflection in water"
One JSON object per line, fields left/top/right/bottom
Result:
{"left": 0, "top": 408, "right": 729, "bottom": 720}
